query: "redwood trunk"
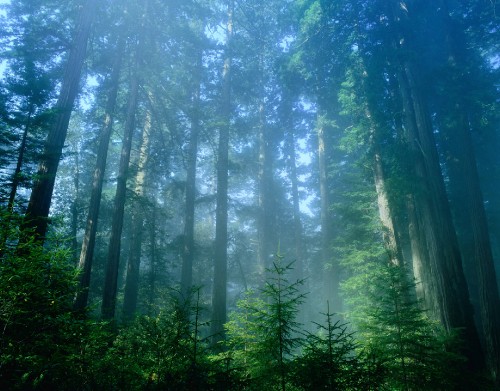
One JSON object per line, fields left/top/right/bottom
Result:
{"left": 122, "top": 109, "right": 151, "bottom": 320}
{"left": 181, "top": 51, "right": 202, "bottom": 299}
{"left": 101, "top": 51, "right": 141, "bottom": 320}
{"left": 74, "top": 40, "right": 123, "bottom": 311}
{"left": 24, "top": 0, "right": 97, "bottom": 239}
{"left": 210, "top": 0, "right": 233, "bottom": 344}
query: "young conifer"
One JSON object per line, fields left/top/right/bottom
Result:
{"left": 225, "top": 254, "right": 306, "bottom": 391}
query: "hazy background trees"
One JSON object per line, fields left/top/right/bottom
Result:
{"left": 1, "top": 0, "right": 499, "bottom": 389}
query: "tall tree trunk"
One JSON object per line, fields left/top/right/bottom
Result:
{"left": 281, "top": 91, "right": 304, "bottom": 281}
{"left": 317, "top": 114, "right": 341, "bottom": 313}
{"left": 122, "top": 108, "right": 151, "bottom": 321}
{"left": 181, "top": 51, "right": 202, "bottom": 299}
{"left": 74, "top": 40, "right": 123, "bottom": 311}
{"left": 148, "top": 202, "right": 157, "bottom": 314}
{"left": 372, "top": 145, "right": 403, "bottom": 266}
{"left": 71, "top": 150, "right": 80, "bottom": 263}
{"left": 210, "top": 0, "right": 233, "bottom": 345}
{"left": 101, "top": 45, "right": 142, "bottom": 320}
{"left": 257, "top": 100, "right": 275, "bottom": 274}
{"left": 8, "top": 104, "right": 34, "bottom": 212}
{"left": 390, "top": 3, "right": 484, "bottom": 369}
{"left": 24, "top": 0, "right": 97, "bottom": 240}
{"left": 437, "top": 2, "right": 500, "bottom": 380}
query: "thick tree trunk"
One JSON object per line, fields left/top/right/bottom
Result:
{"left": 372, "top": 148, "right": 403, "bottom": 266}
{"left": 181, "top": 51, "right": 202, "bottom": 300}
{"left": 394, "top": 31, "right": 484, "bottom": 372}
{"left": 210, "top": 0, "right": 233, "bottom": 344}
{"left": 122, "top": 109, "right": 151, "bottom": 320}
{"left": 24, "top": 0, "right": 96, "bottom": 239}
{"left": 437, "top": 2, "right": 500, "bottom": 379}
{"left": 74, "top": 40, "right": 123, "bottom": 311}
{"left": 101, "top": 50, "right": 141, "bottom": 320}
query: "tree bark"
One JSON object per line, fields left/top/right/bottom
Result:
{"left": 317, "top": 114, "right": 341, "bottom": 313}
{"left": 24, "top": 0, "right": 97, "bottom": 240}
{"left": 257, "top": 100, "right": 275, "bottom": 274}
{"left": 71, "top": 150, "right": 80, "bottom": 263}
{"left": 210, "top": 0, "right": 233, "bottom": 345}
{"left": 436, "top": 2, "right": 500, "bottom": 380}
{"left": 101, "top": 45, "right": 141, "bottom": 320}
{"left": 390, "top": 1, "right": 484, "bottom": 370}
{"left": 181, "top": 51, "right": 202, "bottom": 300}
{"left": 147, "top": 202, "right": 157, "bottom": 314}
{"left": 7, "top": 104, "right": 34, "bottom": 212}
{"left": 74, "top": 39, "right": 123, "bottom": 311}
{"left": 282, "top": 91, "right": 304, "bottom": 282}
{"left": 372, "top": 146, "right": 403, "bottom": 266}
{"left": 122, "top": 108, "right": 151, "bottom": 320}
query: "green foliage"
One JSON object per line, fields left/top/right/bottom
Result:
{"left": 225, "top": 255, "right": 306, "bottom": 390}
{"left": 291, "top": 303, "right": 375, "bottom": 390}
{"left": 97, "top": 290, "right": 216, "bottom": 390}
{"left": 0, "top": 209, "right": 108, "bottom": 390}
{"left": 355, "top": 261, "right": 464, "bottom": 391}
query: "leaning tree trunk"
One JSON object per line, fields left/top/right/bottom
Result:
{"left": 122, "top": 108, "right": 152, "bottom": 321}
{"left": 24, "top": 0, "right": 97, "bottom": 240}
{"left": 210, "top": 0, "right": 233, "bottom": 345}
{"left": 74, "top": 40, "right": 124, "bottom": 311}
{"left": 101, "top": 45, "right": 141, "bottom": 320}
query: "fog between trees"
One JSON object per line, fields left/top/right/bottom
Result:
{"left": 1, "top": 0, "right": 500, "bottom": 389}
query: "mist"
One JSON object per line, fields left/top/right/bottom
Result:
{"left": 1, "top": 0, "right": 499, "bottom": 389}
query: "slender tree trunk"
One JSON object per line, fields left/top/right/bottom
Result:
{"left": 8, "top": 104, "right": 34, "bottom": 212}
{"left": 122, "top": 108, "right": 151, "bottom": 320}
{"left": 148, "top": 202, "right": 157, "bottom": 314}
{"left": 257, "top": 100, "right": 275, "bottom": 274}
{"left": 181, "top": 51, "right": 202, "bottom": 299}
{"left": 24, "top": 0, "right": 97, "bottom": 240}
{"left": 210, "top": 0, "right": 233, "bottom": 344}
{"left": 101, "top": 45, "right": 142, "bottom": 320}
{"left": 74, "top": 40, "right": 123, "bottom": 311}
{"left": 71, "top": 150, "right": 80, "bottom": 263}
{"left": 317, "top": 114, "right": 341, "bottom": 313}
{"left": 256, "top": 43, "right": 276, "bottom": 276}
{"left": 282, "top": 92, "right": 304, "bottom": 281}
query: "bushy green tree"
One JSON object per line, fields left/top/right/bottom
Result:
{"left": 358, "top": 262, "right": 464, "bottom": 391}
{"left": 0, "top": 209, "right": 110, "bottom": 390}
{"left": 291, "top": 303, "right": 375, "bottom": 390}
{"left": 98, "top": 289, "right": 215, "bottom": 390}
{"left": 225, "top": 255, "right": 306, "bottom": 391}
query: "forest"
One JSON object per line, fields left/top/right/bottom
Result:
{"left": 0, "top": 0, "right": 499, "bottom": 389}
